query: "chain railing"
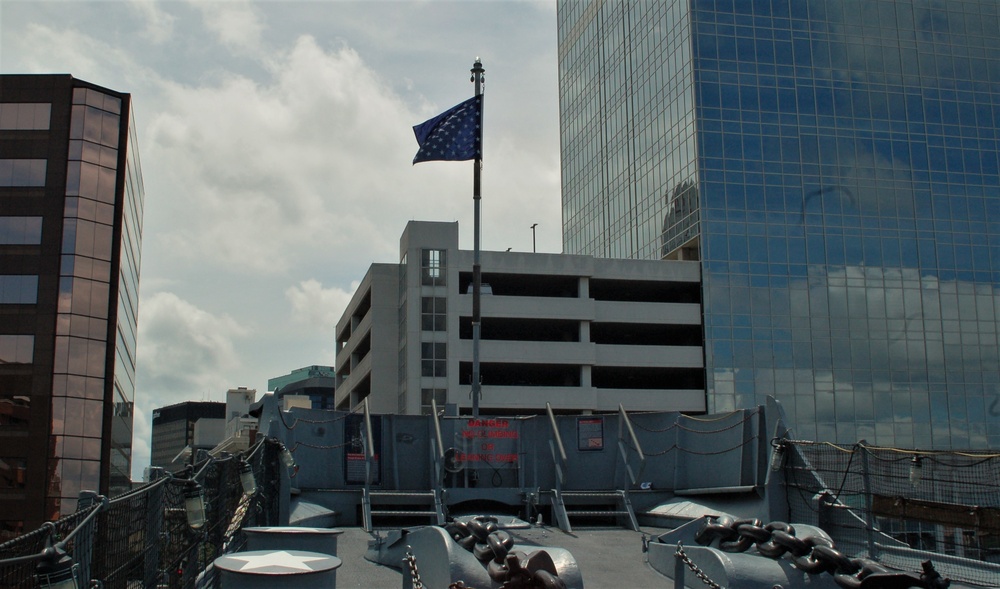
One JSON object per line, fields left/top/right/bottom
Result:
{"left": 782, "top": 440, "right": 1000, "bottom": 587}
{"left": 0, "top": 438, "right": 284, "bottom": 589}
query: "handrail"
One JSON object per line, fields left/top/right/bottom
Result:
{"left": 618, "top": 404, "right": 646, "bottom": 485}
{"left": 546, "top": 402, "right": 567, "bottom": 464}
{"left": 619, "top": 404, "right": 645, "bottom": 463}
{"left": 363, "top": 398, "right": 374, "bottom": 489}
{"left": 546, "top": 403, "right": 567, "bottom": 489}
{"left": 431, "top": 399, "right": 445, "bottom": 462}
{"left": 431, "top": 399, "right": 446, "bottom": 485}
{"left": 363, "top": 398, "right": 374, "bottom": 461}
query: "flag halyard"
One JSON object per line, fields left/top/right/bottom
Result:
{"left": 412, "top": 95, "right": 482, "bottom": 164}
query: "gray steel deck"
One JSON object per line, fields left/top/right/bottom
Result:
{"left": 333, "top": 524, "right": 676, "bottom": 588}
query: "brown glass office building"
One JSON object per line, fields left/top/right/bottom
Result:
{"left": 0, "top": 75, "right": 144, "bottom": 538}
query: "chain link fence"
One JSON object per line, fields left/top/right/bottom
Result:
{"left": 784, "top": 440, "right": 1000, "bottom": 587}
{"left": 0, "top": 438, "right": 282, "bottom": 589}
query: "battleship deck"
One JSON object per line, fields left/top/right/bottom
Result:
{"left": 332, "top": 523, "right": 675, "bottom": 588}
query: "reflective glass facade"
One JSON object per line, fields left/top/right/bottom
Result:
{"left": 558, "top": 1, "right": 1000, "bottom": 449}
{"left": 0, "top": 75, "right": 144, "bottom": 535}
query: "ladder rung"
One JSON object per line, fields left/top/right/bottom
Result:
{"left": 371, "top": 510, "right": 439, "bottom": 517}
{"left": 369, "top": 491, "right": 435, "bottom": 498}
{"left": 567, "top": 510, "right": 628, "bottom": 517}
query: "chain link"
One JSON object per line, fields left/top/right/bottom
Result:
{"left": 675, "top": 541, "right": 725, "bottom": 589}
{"left": 693, "top": 516, "right": 950, "bottom": 589}
{"left": 403, "top": 546, "right": 423, "bottom": 589}
{"left": 444, "top": 516, "right": 568, "bottom": 588}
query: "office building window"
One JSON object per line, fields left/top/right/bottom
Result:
{"left": 421, "top": 297, "right": 447, "bottom": 331}
{"left": 0, "top": 217, "right": 42, "bottom": 244}
{"left": 0, "top": 393, "right": 30, "bottom": 427}
{"left": 421, "top": 342, "right": 447, "bottom": 377}
{"left": 0, "top": 159, "right": 46, "bottom": 187}
{"left": 0, "top": 457, "right": 26, "bottom": 489}
{"left": 421, "top": 249, "right": 446, "bottom": 285}
{"left": 0, "top": 103, "right": 51, "bottom": 130}
{"left": 0, "top": 335, "right": 33, "bottom": 364}
{"left": 0, "top": 275, "right": 37, "bottom": 304}
{"left": 421, "top": 388, "right": 447, "bottom": 415}
{"left": 0, "top": 520, "right": 24, "bottom": 543}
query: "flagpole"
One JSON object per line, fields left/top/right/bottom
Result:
{"left": 471, "top": 57, "right": 484, "bottom": 418}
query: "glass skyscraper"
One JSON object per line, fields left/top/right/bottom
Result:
{"left": 558, "top": 1, "right": 1000, "bottom": 449}
{"left": 0, "top": 75, "right": 144, "bottom": 536}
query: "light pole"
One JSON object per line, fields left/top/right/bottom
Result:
{"left": 531, "top": 223, "right": 538, "bottom": 253}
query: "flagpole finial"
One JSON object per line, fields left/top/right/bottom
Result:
{"left": 471, "top": 58, "right": 485, "bottom": 85}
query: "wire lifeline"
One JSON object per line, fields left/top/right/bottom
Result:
{"left": 289, "top": 440, "right": 355, "bottom": 451}
{"left": 631, "top": 443, "right": 679, "bottom": 457}
{"left": 677, "top": 434, "right": 762, "bottom": 456}
{"left": 629, "top": 420, "right": 679, "bottom": 433}
{"left": 680, "top": 409, "right": 758, "bottom": 423}
{"left": 275, "top": 404, "right": 360, "bottom": 430}
{"left": 674, "top": 410, "right": 758, "bottom": 434}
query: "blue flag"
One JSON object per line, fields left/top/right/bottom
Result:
{"left": 412, "top": 95, "right": 482, "bottom": 164}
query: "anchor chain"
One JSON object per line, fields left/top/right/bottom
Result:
{"left": 675, "top": 541, "right": 724, "bottom": 589}
{"left": 444, "top": 516, "right": 568, "bottom": 589}
{"left": 694, "top": 515, "right": 951, "bottom": 589}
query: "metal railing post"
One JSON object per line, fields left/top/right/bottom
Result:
{"left": 546, "top": 403, "right": 567, "bottom": 489}
{"left": 74, "top": 491, "right": 100, "bottom": 586}
{"left": 145, "top": 471, "right": 166, "bottom": 587}
{"left": 617, "top": 404, "right": 646, "bottom": 485}
{"left": 431, "top": 398, "right": 445, "bottom": 484}
{"left": 858, "top": 441, "right": 877, "bottom": 560}
{"left": 364, "top": 398, "right": 375, "bottom": 486}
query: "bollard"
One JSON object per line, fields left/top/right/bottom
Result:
{"left": 215, "top": 549, "right": 341, "bottom": 589}
{"left": 244, "top": 526, "right": 343, "bottom": 556}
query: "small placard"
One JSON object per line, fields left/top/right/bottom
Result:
{"left": 345, "top": 414, "right": 381, "bottom": 484}
{"left": 577, "top": 416, "right": 604, "bottom": 451}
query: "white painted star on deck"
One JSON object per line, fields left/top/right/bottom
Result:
{"left": 226, "top": 550, "right": 330, "bottom": 572}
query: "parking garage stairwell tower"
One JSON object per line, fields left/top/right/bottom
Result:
{"left": 471, "top": 57, "right": 485, "bottom": 417}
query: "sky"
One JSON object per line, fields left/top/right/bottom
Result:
{"left": 1, "top": 0, "right": 563, "bottom": 480}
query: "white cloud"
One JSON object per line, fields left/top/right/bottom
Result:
{"left": 136, "top": 291, "right": 250, "bottom": 398}
{"left": 127, "top": 0, "right": 176, "bottom": 44}
{"left": 9, "top": 23, "right": 134, "bottom": 85}
{"left": 132, "top": 291, "right": 251, "bottom": 478}
{"left": 286, "top": 279, "right": 357, "bottom": 330}
{"left": 145, "top": 35, "right": 440, "bottom": 274}
{"left": 187, "top": 0, "right": 265, "bottom": 55}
